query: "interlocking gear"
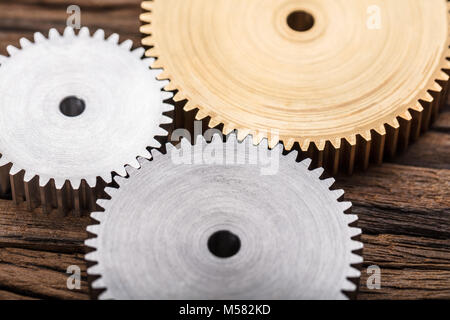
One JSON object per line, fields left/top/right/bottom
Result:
{"left": 85, "top": 134, "right": 363, "bottom": 299}
{"left": 140, "top": 0, "right": 450, "bottom": 174}
{"left": 0, "top": 27, "right": 173, "bottom": 214}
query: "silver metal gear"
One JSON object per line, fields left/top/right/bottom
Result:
{"left": 85, "top": 134, "right": 363, "bottom": 299}
{"left": 0, "top": 27, "right": 173, "bottom": 215}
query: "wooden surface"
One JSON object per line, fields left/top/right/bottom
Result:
{"left": 0, "top": 0, "right": 449, "bottom": 300}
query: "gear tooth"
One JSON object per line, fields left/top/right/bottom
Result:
{"left": 161, "top": 93, "right": 174, "bottom": 102}
{"left": 163, "top": 81, "right": 176, "bottom": 91}
{"left": 19, "top": 37, "right": 32, "bottom": 49}
{"left": 399, "top": 110, "right": 412, "bottom": 121}
{"left": 141, "top": 1, "right": 153, "bottom": 10}
{"left": 96, "top": 199, "right": 110, "bottom": 210}
{"left": 301, "top": 158, "right": 312, "bottom": 168}
{"left": 252, "top": 132, "right": 265, "bottom": 145}
{"left": 142, "top": 57, "right": 155, "bottom": 68}
{"left": 341, "top": 279, "right": 357, "bottom": 293}
{"left": 137, "top": 156, "right": 150, "bottom": 167}
{"left": 160, "top": 115, "right": 173, "bottom": 124}
{"left": 351, "top": 239, "right": 364, "bottom": 252}
{"left": 437, "top": 70, "right": 450, "bottom": 81}
{"left": 208, "top": 117, "right": 220, "bottom": 128}
{"left": 79, "top": 27, "right": 90, "bottom": 38}
{"left": 360, "top": 130, "right": 371, "bottom": 142}
{"left": 211, "top": 132, "right": 223, "bottom": 143}
{"left": 347, "top": 266, "right": 361, "bottom": 279}
{"left": 85, "top": 251, "right": 99, "bottom": 263}
{"left": 183, "top": 101, "right": 197, "bottom": 112}
{"left": 154, "top": 127, "right": 168, "bottom": 138}
{"left": 268, "top": 135, "right": 279, "bottom": 149}
{"left": 151, "top": 148, "right": 164, "bottom": 159}
{"left": 165, "top": 142, "right": 177, "bottom": 153}
{"left": 286, "top": 150, "right": 298, "bottom": 161}
{"left": 23, "top": 171, "right": 34, "bottom": 183}
{"left": 132, "top": 47, "right": 145, "bottom": 58}
{"left": 410, "top": 102, "right": 424, "bottom": 112}
{"left": 107, "top": 33, "right": 120, "bottom": 44}
{"left": 173, "top": 91, "right": 185, "bottom": 102}
{"left": 151, "top": 58, "right": 164, "bottom": 68}
{"left": 33, "top": 32, "right": 46, "bottom": 43}
{"left": 120, "top": 39, "right": 133, "bottom": 51}
{"left": 312, "top": 167, "right": 324, "bottom": 178}
{"left": 104, "top": 186, "right": 118, "bottom": 197}
{"left": 125, "top": 165, "right": 137, "bottom": 176}
{"left": 38, "top": 176, "right": 50, "bottom": 188}
{"left": 140, "top": 24, "right": 153, "bottom": 35}
{"left": 114, "top": 166, "right": 127, "bottom": 177}
{"left": 195, "top": 133, "right": 206, "bottom": 146}
{"left": 345, "top": 134, "right": 357, "bottom": 146}
{"left": 54, "top": 178, "right": 65, "bottom": 190}
{"left": 259, "top": 138, "right": 269, "bottom": 150}
{"left": 332, "top": 189, "right": 345, "bottom": 199}
{"left": 430, "top": 81, "right": 442, "bottom": 93}
{"left": 284, "top": 138, "right": 295, "bottom": 151}
{"left": 349, "top": 227, "right": 362, "bottom": 238}
{"left": 86, "top": 176, "right": 97, "bottom": 188}
{"left": 6, "top": 45, "right": 19, "bottom": 56}
{"left": 323, "top": 177, "right": 335, "bottom": 189}
{"left": 374, "top": 124, "right": 386, "bottom": 135}
{"left": 48, "top": 28, "right": 60, "bottom": 39}
{"left": 140, "top": 12, "right": 152, "bottom": 23}
{"left": 0, "top": 155, "right": 10, "bottom": 166}
{"left": 330, "top": 137, "right": 341, "bottom": 149}
{"left": 100, "top": 173, "right": 112, "bottom": 185}
{"left": 63, "top": 26, "right": 75, "bottom": 38}
{"left": 345, "top": 213, "right": 358, "bottom": 225}
{"left": 227, "top": 133, "right": 238, "bottom": 145}
{"left": 387, "top": 118, "right": 400, "bottom": 129}
{"left": 195, "top": 110, "right": 208, "bottom": 120}
{"left": 223, "top": 123, "right": 235, "bottom": 135}
{"left": 128, "top": 158, "right": 141, "bottom": 169}
{"left": 138, "top": 149, "right": 152, "bottom": 160}
{"left": 142, "top": 36, "right": 154, "bottom": 46}
{"left": 10, "top": 164, "right": 21, "bottom": 176}
{"left": 86, "top": 224, "right": 100, "bottom": 236}
{"left": 91, "top": 278, "right": 106, "bottom": 290}
{"left": 350, "top": 252, "right": 364, "bottom": 264}
{"left": 90, "top": 211, "right": 104, "bottom": 222}
{"left": 422, "top": 91, "right": 434, "bottom": 103}
{"left": 237, "top": 129, "right": 250, "bottom": 142}
{"left": 299, "top": 139, "right": 310, "bottom": 152}
{"left": 339, "top": 201, "right": 352, "bottom": 212}
{"left": 84, "top": 238, "right": 98, "bottom": 249}
{"left": 315, "top": 139, "right": 326, "bottom": 151}
{"left": 93, "top": 29, "right": 105, "bottom": 40}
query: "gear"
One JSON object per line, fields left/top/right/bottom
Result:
{"left": 0, "top": 27, "right": 173, "bottom": 215}
{"left": 140, "top": 0, "right": 450, "bottom": 174}
{"left": 85, "top": 134, "right": 363, "bottom": 299}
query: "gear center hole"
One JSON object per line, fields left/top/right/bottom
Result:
{"left": 208, "top": 230, "right": 241, "bottom": 258}
{"left": 287, "top": 10, "right": 315, "bottom": 32}
{"left": 59, "top": 96, "right": 86, "bottom": 117}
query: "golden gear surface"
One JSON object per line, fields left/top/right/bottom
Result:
{"left": 140, "top": 0, "right": 450, "bottom": 173}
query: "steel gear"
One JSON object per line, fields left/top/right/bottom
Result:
{"left": 85, "top": 134, "right": 363, "bottom": 299}
{"left": 140, "top": 0, "right": 450, "bottom": 174}
{"left": 0, "top": 27, "right": 173, "bottom": 215}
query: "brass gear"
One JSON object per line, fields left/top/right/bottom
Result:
{"left": 140, "top": 0, "right": 450, "bottom": 174}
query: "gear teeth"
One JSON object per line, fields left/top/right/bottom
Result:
{"left": 63, "top": 27, "right": 75, "bottom": 38}
{"left": 19, "top": 38, "right": 32, "bottom": 49}
{"left": 301, "top": 158, "right": 312, "bottom": 169}
{"left": 140, "top": 12, "right": 152, "bottom": 23}
{"left": 132, "top": 47, "right": 145, "bottom": 58}
{"left": 141, "top": 1, "right": 153, "bottom": 11}
{"left": 33, "top": 32, "right": 46, "bottom": 43}
{"left": 6, "top": 45, "right": 19, "bottom": 56}
{"left": 120, "top": 39, "right": 133, "bottom": 50}
{"left": 93, "top": 29, "right": 105, "bottom": 40}
{"left": 0, "top": 27, "right": 170, "bottom": 216}
{"left": 322, "top": 177, "right": 335, "bottom": 189}
{"left": 284, "top": 138, "right": 296, "bottom": 151}
{"left": 142, "top": 36, "right": 154, "bottom": 46}
{"left": 311, "top": 167, "right": 324, "bottom": 178}
{"left": 140, "top": 24, "right": 153, "bottom": 35}
{"left": 332, "top": 189, "right": 345, "bottom": 200}
{"left": 48, "top": 28, "right": 60, "bottom": 39}
{"left": 79, "top": 27, "right": 90, "bottom": 38}
{"left": 107, "top": 33, "right": 119, "bottom": 44}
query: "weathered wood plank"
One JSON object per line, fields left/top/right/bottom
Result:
{"left": 0, "top": 247, "right": 88, "bottom": 299}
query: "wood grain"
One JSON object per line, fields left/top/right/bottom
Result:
{"left": 0, "top": 0, "right": 449, "bottom": 300}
